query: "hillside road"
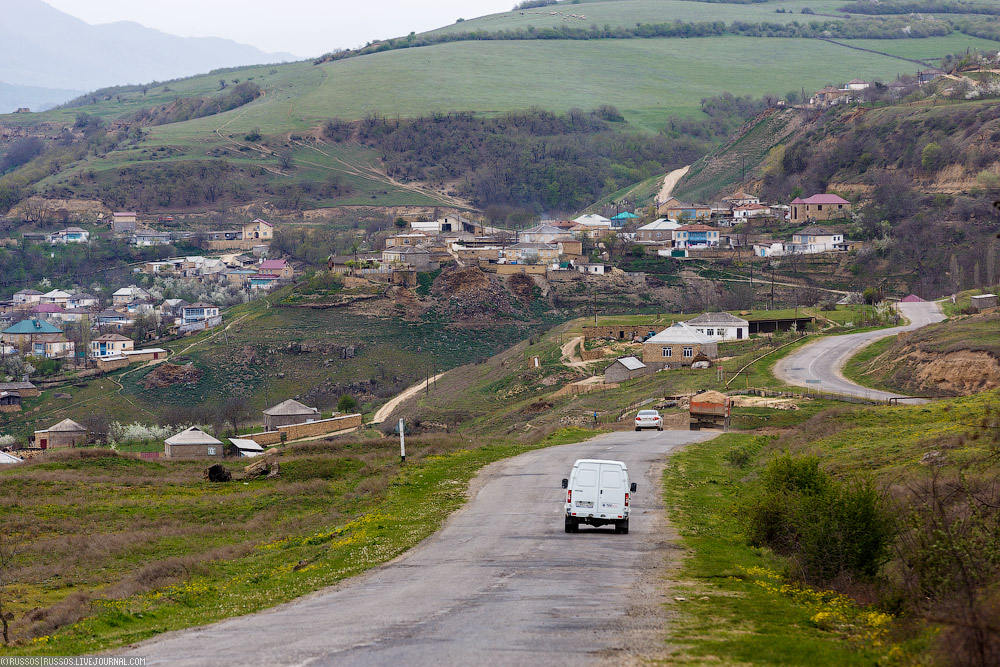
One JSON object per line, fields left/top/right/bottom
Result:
{"left": 773, "top": 300, "right": 945, "bottom": 401}
{"left": 122, "top": 429, "right": 715, "bottom": 666}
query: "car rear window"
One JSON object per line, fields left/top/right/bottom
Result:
{"left": 637, "top": 410, "right": 659, "bottom": 417}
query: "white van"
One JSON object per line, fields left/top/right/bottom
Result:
{"left": 561, "top": 459, "right": 636, "bottom": 534}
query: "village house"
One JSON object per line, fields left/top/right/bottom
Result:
{"left": 96, "top": 309, "right": 133, "bottom": 330}
{"left": 112, "top": 285, "right": 151, "bottom": 306}
{"left": 636, "top": 219, "right": 681, "bottom": 244}
{"left": 685, "top": 312, "right": 750, "bottom": 341}
{"left": 181, "top": 303, "right": 220, "bottom": 326}
{"left": 258, "top": 258, "right": 294, "bottom": 280}
{"left": 48, "top": 227, "right": 90, "bottom": 244}
{"left": 673, "top": 224, "right": 720, "bottom": 248}
{"left": 132, "top": 231, "right": 172, "bottom": 247}
{"left": 642, "top": 322, "right": 717, "bottom": 366}
{"left": 572, "top": 213, "right": 612, "bottom": 233}
{"left": 791, "top": 226, "right": 844, "bottom": 253}
{"left": 502, "top": 242, "right": 559, "bottom": 264}
{"left": 662, "top": 201, "right": 711, "bottom": 221}
{"left": 385, "top": 232, "right": 430, "bottom": 248}
{"left": 67, "top": 292, "right": 98, "bottom": 309}
{"left": 723, "top": 191, "right": 760, "bottom": 208}
{"left": 381, "top": 246, "right": 437, "bottom": 271}
{"left": 519, "top": 223, "right": 570, "bottom": 245}
{"left": 230, "top": 438, "right": 265, "bottom": 458}
{"left": 13, "top": 289, "right": 42, "bottom": 306}
{"left": 263, "top": 398, "right": 321, "bottom": 431}
{"left": 577, "top": 263, "right": 608, "bottom": 275}
{"left": 28, "top": 303, "right": 65, "bottom": 322}
{"left": 1, "top": 319, "right": 75, "bottom": 358}
{"left": 242, "top": 219, "right": 274, "bottom": 241}
{"left": 59, "top": 307, "right": 93, "bottom": 324}
{"left": 225, "top": 269, "right": 259, "bottom": 286}
{"left": 91, "top": 333, "right": 134, "bottom": 357}
{"left": 34, "top": 419, "right": 88, "bottom": 449}
{"left": 790, "top": 194, "right": 852, "bottom": 223}
{"left": 732, "top": 203, "right": 772, "bottom": 220}
{"left": 40, "top": 289, "right": 72, "bottom": 305}
{"left": 164, "top": 426, "right": 223, "bottom": 459}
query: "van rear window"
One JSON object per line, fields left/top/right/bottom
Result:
{"left": 576, "top": 469, "right": 597, "bottom": 487}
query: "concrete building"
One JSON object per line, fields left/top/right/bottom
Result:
{"left": 164, "top": 427, "right": 224, "bottom": 459}
{"left": 685, "top": 312, "right": 750, "bottom": 341}
{"left": 263, "top": 399, "right": 321, "bottom": 431}
{"left": 636, "top": 219, "right": 681, "bottom": 244}
{"left": 603, "top": 357, "right": 651, "bottom": 383}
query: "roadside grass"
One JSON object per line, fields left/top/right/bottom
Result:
{"left": 940, "top": 285, "right": 999, "bottom": 316}
{"left": 0, "top": 426, "right": 594, "bottom": 656}
{"left": 841, "top": 336, "right": 900, "bottom": 394}
{"left": 661, "top": 432, "right": 913, "bottom": 665}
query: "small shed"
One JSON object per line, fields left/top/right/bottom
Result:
{"left": 971, "top": 294, "right": 998, "bottom": 310}
{"left": 0, "top": 390, "right": 21, "bottom": 413}
{"left": 230, "top": 438, "right": 265, "bottom": 458}
{"left": 263, "top": 399, "right": 320, "bottom": 431}
{"left": 34, "top": 419, "right": 88, "bottom": 449}
{"left": 164, "top": 427, "right": 223, "bottom": 459}
{"left": 604, "top": 357, "right": 650, "bottom": 383}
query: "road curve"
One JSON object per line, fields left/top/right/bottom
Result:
{"left": 371, "top": 373, "right": 446, "bottom": 424}
{"left": 122, "top": 430, "right": 715, "bottom": 666}
{"left": 773, "top": 301, "right": 945, "bottom": 401}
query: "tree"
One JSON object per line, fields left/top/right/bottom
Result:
{"left": 337, "top": 394, "right": 358, "bottom": 413}
{"left": 219, "top": 397, "right": 250, "bottom": 436}
{"left": 394, "top": 217, "right": 407, "bottom": 230}
{"left": 921, "top": 142, "right": 942, "bottom": 172}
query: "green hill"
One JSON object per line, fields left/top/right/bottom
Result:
{"left": 2, "top": 0, "right": 1000, "bottom": 214}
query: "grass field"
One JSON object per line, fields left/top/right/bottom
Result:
{"left": 0, "top": 428, "right": 591, "bottom": 655}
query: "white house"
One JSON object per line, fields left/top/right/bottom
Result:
{"left": 685, "top": 312, "right": 750, "bottom": 341}
{"left": 112, "top": 285, "right": 151, "bottom": 306}
{"left": 13, "top": 289, "right": 42, "bottom": 305}
{"left": 754, "top": 242, "right": 787, "bottom": 258}
{"left": 724, "top": 190, "right": 760, "bottom": 207}
{"left": 40, "top": 289, "right": 72, "bottom": 305}
{"left": 181, "top": 303, "right": 220, "bottom": 326}
{"left": 642, "top": 322, "right": 717, "bottom": 365}
{"left": 791, "top": 227, "right": 843, "bottom": 253}
{"left": 573, "top": 214, "right": 612, "bottom": 230}
{"left": 732, "top": 204, "right": 771, "bottom": 220}
{"left": 577, "top": 264, "right": 607, "bottom": 275}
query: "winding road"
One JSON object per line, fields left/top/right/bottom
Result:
{"left": 123, "top": 430, "right": 715, "bottom": 666}
{"left": 773, "top": 300, "right": 945, "bottom": 401}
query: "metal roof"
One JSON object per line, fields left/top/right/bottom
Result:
{"left": 686, "top": 312, "right": 749, "bottom": 327}
{"left": 614, "top": 356, "right": 646, "bottom": 371}
{"left": 2, "top": 319, "right": 63, "bottom": 335}
{"left": 165, "top": 426, "right": 222, "bottom": 446}
{"left": 263, "top": 399, "right": 319, "bottom": 416}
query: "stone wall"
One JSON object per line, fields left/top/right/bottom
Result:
{"left": 96, "top": 356, "right": 129, "bottom": 372}
{"left": 242, "top": 413, "right": 363, "bottom": 446}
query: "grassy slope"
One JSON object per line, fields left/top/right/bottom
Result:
{"left": 429, "top": 0, "right": 859, "bottom": 37}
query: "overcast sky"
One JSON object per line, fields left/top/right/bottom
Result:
{"left": 44, "top": 0, "right": 516, "bottom": 59}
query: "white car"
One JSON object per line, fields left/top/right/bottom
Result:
{"left": 634, "top": 409, "right": 663, "bottom": 431}
{"left": 562, "top": 459, "right": 636, "bottom": 534}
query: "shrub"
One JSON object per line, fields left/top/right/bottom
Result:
{"left": 738, "top": 453, "right": 895, "bottom": 583}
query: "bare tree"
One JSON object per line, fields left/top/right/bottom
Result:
{"left": 219, "top": 397, "right": 251, "bottom": 436}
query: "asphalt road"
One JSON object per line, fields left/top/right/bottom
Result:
{"left": 773, "top": 300, "right": 945, "bottom": 401}
{"left": 123, "top": 430, "right": 715, "bottom": 667}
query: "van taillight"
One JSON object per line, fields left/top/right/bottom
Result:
{"left": 567, "top": 490, "right": 572, "bottom": 504}
{"left": 625, "top": 493, "right": 629, "bottom": 507}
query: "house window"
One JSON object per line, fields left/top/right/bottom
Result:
{"left": 817, "top": 205, "right": 823, "bottom": 211}
{"left": 662, "top": 347, "right": 672, "bottom": 358}
{"left": 706, "top": 329, "right": 714, "bottom": 336}
{"left": 683, "top": 347, "right": 694, "bottom": 358}
{"left": 207, "top": 447, "right": 216, "bottom": 456}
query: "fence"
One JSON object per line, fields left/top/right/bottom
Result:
{"left": 240, "top": 413, "right": 363, "bottom": 446}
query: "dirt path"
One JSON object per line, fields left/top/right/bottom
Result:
{"left": 657, "top": 165, "right": 690, "bottom": 203}
{"left": 372, "top": 373, "right": 446, "bottom": 424}
{"left": 560, "top": 336, "right": 593, "bottom": 368}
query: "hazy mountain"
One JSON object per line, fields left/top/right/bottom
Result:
{"left": 0, "top": 82, "right": 83, "bottom": 114}
{"left": 1, "top": 0, "right": 295, "bottom": 109}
